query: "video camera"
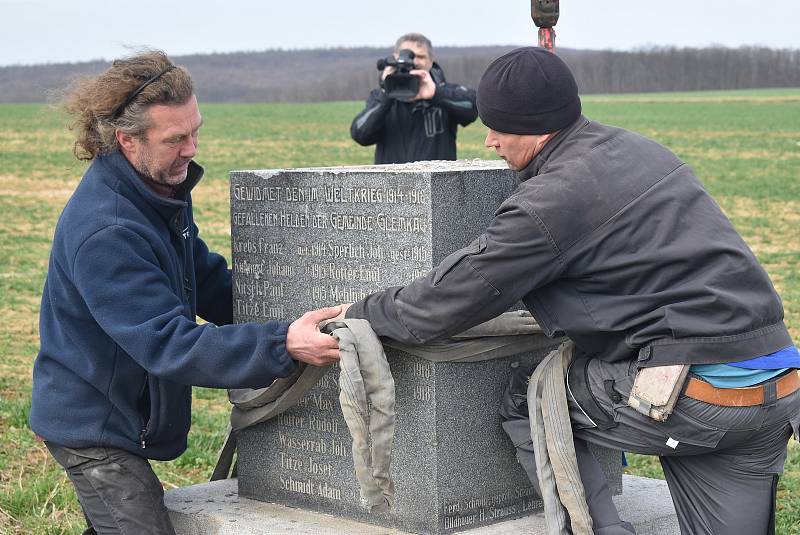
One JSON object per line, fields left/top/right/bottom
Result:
{"left": 376, "top": 49, "right": 419, "bottom": 101}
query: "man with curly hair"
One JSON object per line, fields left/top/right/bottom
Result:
{"left": 29, "top": 50, "right": 341, "bottom": 535}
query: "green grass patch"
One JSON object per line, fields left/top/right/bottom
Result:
{"left": 1, "top": 88, "right": 799, "bottom": 532}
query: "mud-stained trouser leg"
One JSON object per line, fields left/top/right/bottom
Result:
{"left": 45, "top": 442, "right": 175, "bottom": 535}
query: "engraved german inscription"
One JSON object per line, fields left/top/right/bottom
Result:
{"left": 279, "top": 451, "right": 304, "bottom": 472}
{"left": 306, "top": 456, "right": 333, "bottom": 477}
{"left": 279, "top": 414, "right": 305, "bottom": 430}
{"left": 279, "top": 476, "right": 343, "bottom": 501}
{"left": 231, "top": 185, "right": 282, "bottom": 202}
{"left": 413, "top": 361, "right": 433, "bottom": 379}
{"left": 413, "top": 385, "right": 433, "bottom": 402}
{"left": 316, "top": 374, "right": 339, "bottom": 390}
{"left": 296, "top": 392, "right": 335, "bottom": 412}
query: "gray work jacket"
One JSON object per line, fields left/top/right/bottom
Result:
{"left": 348, "top": 116, "right": 792, "bottom": 367}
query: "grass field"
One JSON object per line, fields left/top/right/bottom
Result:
{"left": 1, "top": 87, "right": 799, "bottom": 533}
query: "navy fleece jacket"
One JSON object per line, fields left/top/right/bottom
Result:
{"left": 30, "top": 151, "right": 297, "bottom": 460}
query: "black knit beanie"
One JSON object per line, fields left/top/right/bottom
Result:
{"left": 477, "top": 47, "right": 581, "bottom": 135}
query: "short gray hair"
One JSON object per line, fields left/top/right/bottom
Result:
{"left": 394, "top": 33, "right": 433, "bottom": 56}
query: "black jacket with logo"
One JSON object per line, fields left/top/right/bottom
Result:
{"left": 350, "top": 63, "right": 478, "bottom": 164}
{"left": 348, "top": 116, "right": 793, "bottom": 367}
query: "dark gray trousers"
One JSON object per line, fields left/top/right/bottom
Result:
{"left": 45, "top": 442, "right": 175, "bottom": 535}
{"left": 502, "top": 359, "right": 800, "bottom": 535}
{"left": 501, "top": 364, "right": 636, "bottom": 535}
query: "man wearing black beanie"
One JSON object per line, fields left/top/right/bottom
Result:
{"left": 478, "top": 47, "right": 581, "bottom": 139}
{"left": 343, "top": 47, "right": 799, "bottom": 534}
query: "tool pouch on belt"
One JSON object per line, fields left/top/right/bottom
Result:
{"left": 627, "top": 364, "right": 690, "bottom": 421}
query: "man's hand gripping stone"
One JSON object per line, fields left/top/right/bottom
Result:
{"left": 286, "top": 306, "right": 342, "bottom": 366}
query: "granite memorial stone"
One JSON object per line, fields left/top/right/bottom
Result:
{"left": 229, "top": 161, "right": 622, "bottom": 534}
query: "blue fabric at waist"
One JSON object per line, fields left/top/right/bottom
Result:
{"left": 727, "top": 345, "right": 800, "bottom": 369}
{"left": 690, "top": 345, "right": 799, "bottom": 388}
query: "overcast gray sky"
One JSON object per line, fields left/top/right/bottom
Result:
{"left": 1, "top": 0, "right": 798, "bottom": 66}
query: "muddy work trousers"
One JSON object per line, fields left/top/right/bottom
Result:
{"left": 45, "top": 442, "right": 175, "bottom": 535}
{"left": 501, "top": 358, "right": 800, "bottom": 535}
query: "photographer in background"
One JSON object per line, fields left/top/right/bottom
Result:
{"left": 351, "top": 33, "right": 478, "bottom": 164}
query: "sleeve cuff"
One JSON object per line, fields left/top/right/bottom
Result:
{"left": 264, "top": 320, "right": 298, "bottom": 376}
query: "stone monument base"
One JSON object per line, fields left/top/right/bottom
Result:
{"left": 166, "top": 476, "right": 680, "bottom": 535}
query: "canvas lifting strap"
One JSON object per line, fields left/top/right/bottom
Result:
{"left": 211, "top": 311, "right": 545, "bottom": 485}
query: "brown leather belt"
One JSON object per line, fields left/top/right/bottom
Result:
{"left": 685, "top": 370, "right": 800, "bottom": 407}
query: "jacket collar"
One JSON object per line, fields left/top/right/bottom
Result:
{"left": 430, "top": 62, "right": 446, "bottom": 85}
{"left": 517, "top": 115, "right": 590, "bottom": 182}
{"left": 97, "top": 150, "right": 204, "bottom": 216}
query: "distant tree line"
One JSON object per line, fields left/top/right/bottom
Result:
{"left": 560, "top": 47, "right": 800, "bottom": 93}
{"left": 1, "top": 46, "right": 798, "bottom": 103}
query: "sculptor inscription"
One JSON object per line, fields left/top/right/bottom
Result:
{"left": 442, "top": 487, "right": 542, "bottom": 530}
